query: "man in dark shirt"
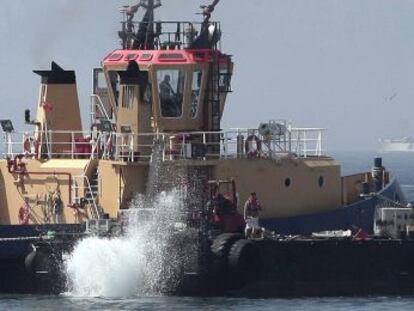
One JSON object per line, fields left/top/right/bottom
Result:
{"left": 159, "top": 75, "right": 180, "bottom": 117}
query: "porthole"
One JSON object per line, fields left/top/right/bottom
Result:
{"left": 318, "top": 176, "right": 324, "bottom": 188}
{"left": 285, "top": 178, "right": 291, "bottom": 188}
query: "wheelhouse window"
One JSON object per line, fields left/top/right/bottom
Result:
{"left": 157, "top": 69, "right": 185, "bottom": 118}
{"left": 108, "top": 71, "right": 120, "bottom": 107}
{"left": 191, "top": 70, "right": 203, "bottom": 118}
{"left": 122, "top": 85, "right": 136, "bottom": 109}
{"left": 143, "top": 84, "right": 152, "bottom": 106}
{"left": 94, "top": 69, "right": 107, "bottom": 92}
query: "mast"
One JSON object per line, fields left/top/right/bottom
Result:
{"left": 119, "top": 0, "right": 162, "bottom": 50}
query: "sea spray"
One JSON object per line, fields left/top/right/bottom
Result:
{"left": 65, "top": 189, "right": 187, "bottom": 297}
{"left": 65, "top": 140, "right": 203, "bottom": 297}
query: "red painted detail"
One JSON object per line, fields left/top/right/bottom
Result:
{"left": 354, "top": 228, "right": 369, "bottom": 240}
{"left": 18, "top": 203, "right": 30, "bottom": 225}
{"left": 214, "top": 214, "right": 246, "bottom": 234}
{"left": 75, "top": 137, "right": 92, "bottom": 157}
{"left": 6, "top": 156, "right": 74, "bottom": 207}
{"left": 103, "top": 49, "right": 230, "bottom": 67}
{"left": 42, "top": 101, "right": 53, "bottom": 112}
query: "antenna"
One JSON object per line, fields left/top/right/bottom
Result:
{"left": 119, "top": 0, "right": 163, "bottom": 49}
{"left": 201, "top": 0, "right": 220, "bottom": 27}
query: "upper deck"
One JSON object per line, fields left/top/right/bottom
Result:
{"left": 119, "top": 20, "right": 222, "bottom": 51}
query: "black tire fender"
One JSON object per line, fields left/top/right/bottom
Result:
{"left": 210, "top": 233, "right": 244, "bottom": 277}
{"left": 24, "top": 246, "right": 55, "bottom": 275}
{"left": 227, "top": 239, "right": 261, "bottom": 288}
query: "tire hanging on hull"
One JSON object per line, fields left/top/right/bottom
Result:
{"left": 209, "top": 233, "right": 243, "bottom": 286}
{"left": 24, "top": 244, "right": 63, "bottom": 294}
{"left": 227, "top": 239, "right": 261, "bottom": 290}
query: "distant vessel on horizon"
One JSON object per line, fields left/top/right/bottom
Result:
{"left": 380, "top": 137, "right": 414, "bottom": 152}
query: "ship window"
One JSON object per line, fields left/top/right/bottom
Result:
{"left": 318, "top": 176, "right": 324, "bottom": 188}
{"left": 157, "top": 69, "right": 185, "bottom": 118}
{"left": 96, "top": 70, "right": 107, "bottom": 90}
{"left": 285, "top": 178, "right": 291, "bottom": 188}
{"left": 108, "top": 71, "right": 120, "bottom": 107}
{"left": 122, "top": 85, "right": 136, "bottom": 109}
{"left": 191, "top": 70, "right": 203, "bottom": 118}
{"left": 143, "top": 84, "right": 152, "bottom": 106}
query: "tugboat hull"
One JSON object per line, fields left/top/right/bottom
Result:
{"left": 202, "top": 236, "right": 414, "bottom": 297}
{"left": 261, "top": 178, "right": 404, "bottom": 235}
{"left": 0, "top": 224, "right": 83, "bottom": 294}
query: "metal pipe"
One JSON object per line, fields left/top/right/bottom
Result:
{"left": 6, "top": 158, "right": 73, "bottom": 205}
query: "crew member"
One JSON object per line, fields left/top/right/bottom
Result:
{"left": 244, "top": 192, "right": 262, "bottom": 238}
{"left": 159, "top": 75, "right": 180, "bottom": 117}
{"left": 159, "top": 75, "right": 175, "bottom": 100}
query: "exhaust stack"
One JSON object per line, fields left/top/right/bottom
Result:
{"left": 33, "top": 62, "right": 83, "bottom": 157}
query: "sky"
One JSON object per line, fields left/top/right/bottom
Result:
{"left": 1, "top": 0, "right": 414, "bottom": 151}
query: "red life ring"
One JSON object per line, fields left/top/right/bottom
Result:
{"left": 18, "top": 204, "right": 30, "bottom": 225}
{"left": 245, "top": 135, "right": 262, "bottom": 158}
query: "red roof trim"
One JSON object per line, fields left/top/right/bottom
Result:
{"left": 103, "top": 49, "right": 228, "bottom": 67}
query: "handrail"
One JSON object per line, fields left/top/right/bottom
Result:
{"left": 1, "top": 127, "right": 328, "bottom": 162}
{"left": 72, "top": 174, "right": 100, "bottom": 219}
{"left": 90, "top": 94, "right": 114, "bottom": 124}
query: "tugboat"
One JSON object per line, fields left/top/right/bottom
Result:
{"left": 0, "top": 0, "right": 412, "bottom": 296}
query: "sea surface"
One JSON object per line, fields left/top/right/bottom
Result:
{"left": 2, "top": 151, "right": 414, "bottom": 310}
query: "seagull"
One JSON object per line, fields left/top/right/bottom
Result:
{"left": 384, "top": 92, "right": 397, "bottom": 101}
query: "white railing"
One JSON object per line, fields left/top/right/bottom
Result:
{"left": 72, "top": 174, "right": 100, "bottom": 219}
{"left": 90, "top": 94, "right": 114, "bottom": 125}
{"left": 1, "top": 127, "right": 327, "bottom": 162}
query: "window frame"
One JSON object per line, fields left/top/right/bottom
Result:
{"left": 190, "top": 69, "right": 205, "bottom": 119}
{"left": 156, "top": 68, "right": 187, "bottom": 119}
{"left": 121, "top": 85, "right": 137, "bottom": 109}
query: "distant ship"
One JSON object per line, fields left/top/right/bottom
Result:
{"left": 380, "top": 137, "right": 414, "bottom": 152}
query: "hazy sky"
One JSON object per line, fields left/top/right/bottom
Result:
{"left": 1, "top": 0, "right": 414, "bottom": 151}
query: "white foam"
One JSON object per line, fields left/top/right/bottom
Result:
{"left": 64, "top": 189, "right": 186, "bottom": 298}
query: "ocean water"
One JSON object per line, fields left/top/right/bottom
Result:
{"left": 2, "top": 151, "right": 414, "bottom": 310}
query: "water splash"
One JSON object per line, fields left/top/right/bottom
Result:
{"left": 65, "top": 141, "right": 204, "bottom": 297}
{"left": 64, "top": 189, "right": 188, "bottom": 298}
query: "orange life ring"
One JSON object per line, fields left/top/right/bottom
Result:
{"left": 18, "top": 204, "right": 30, "bottom": 225}
{"left": 245, "top": 135, "right": 262, "bottom": 158}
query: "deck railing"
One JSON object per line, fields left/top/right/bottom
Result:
{"left": 119, "top": 20, "right": 221, "bottom": 50}
{"left": 1, "top": 127, "right": 327, "bottom": 162}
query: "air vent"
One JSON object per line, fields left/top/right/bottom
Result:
{"left": 108, "top": 53, "right": 123, "bottom": 61}
{"left": 158, "top": 53, "right": 186, "bottom": 62}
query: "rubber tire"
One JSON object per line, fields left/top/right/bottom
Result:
{"left": 25, "top": 247, "right": 58, "bottom": 274}
{"left": 227, "top": 239, "right": 261, "bottom": 289}
{"left": 210, "top": 233, "right": 244, "bottom": 280}
{"left": 24, "top": 246, "right": 63, "bottom": 293}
